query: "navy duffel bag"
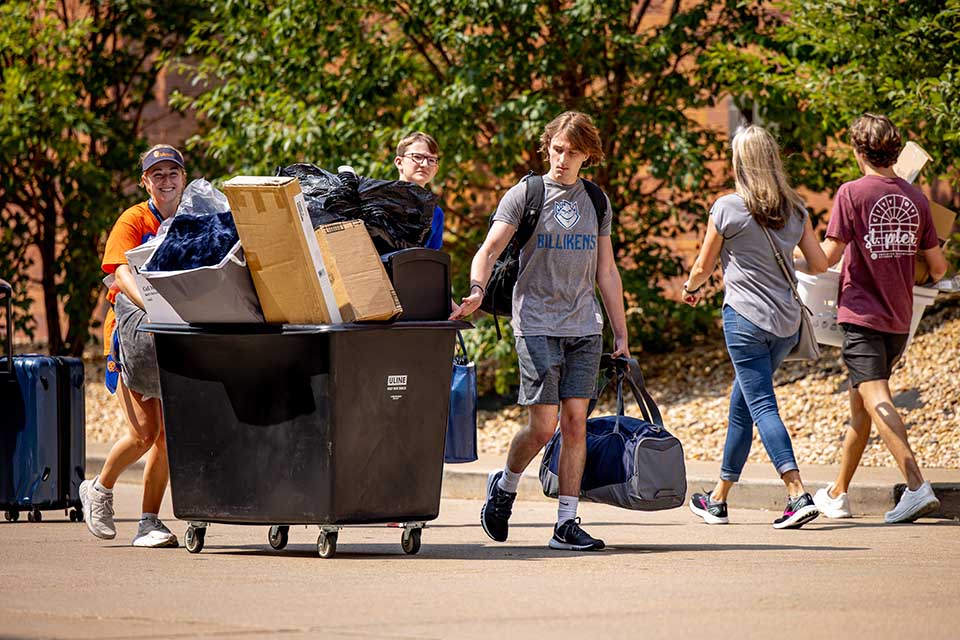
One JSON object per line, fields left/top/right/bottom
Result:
{"left": 539, "top": 355, "right": 686, "bottom": 511}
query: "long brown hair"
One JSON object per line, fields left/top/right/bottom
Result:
{"left": 538, "top": 111, "right": 605, "bottom": 167}
{"left": 731, "top": 125, "right": 805, "bottom": 230}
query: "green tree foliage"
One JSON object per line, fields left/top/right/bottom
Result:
{"left": 177, "top": 0, "right": 762, "bottom": 391}
{"left": 704, "top": 0, "right": 960, "bottom": 209}
{"left": 0, "top": 0, "right": 199, "bottom": 355}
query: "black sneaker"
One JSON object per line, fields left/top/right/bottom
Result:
{"left": 480, "top": 470, "right": 516, "bottom": 542}
{"left": 689, "top": 489, "right": 729, "bottom": 525}
{"left": 548, "top": 517, "right": 605, "bottom": 551}
{"left": 773, "top": 492, "right": 820, "bottom": 529}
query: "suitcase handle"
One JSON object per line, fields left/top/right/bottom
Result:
{"left": 1, "top": 278, "right": 12, "bottom": 374}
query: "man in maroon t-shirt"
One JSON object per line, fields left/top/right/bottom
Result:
{"left": 812, "top": 114, "right": 946, "bottom": 524}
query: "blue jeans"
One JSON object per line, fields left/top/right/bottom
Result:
{"left": 720, "top": 305, "right": 800, "bottom": 482}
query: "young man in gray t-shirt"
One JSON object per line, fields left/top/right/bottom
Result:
{"left": 450, "top": 111, "right": 630, "bottom": 551}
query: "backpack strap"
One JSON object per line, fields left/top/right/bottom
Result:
{"left": 489, "top": 173, "right": 544, "bottom": 340}
{"left": 580, "top": 178, "right": 607, "bottom": 229}
{"left": 517, "top": 172, "right": 544, "bottom": 248}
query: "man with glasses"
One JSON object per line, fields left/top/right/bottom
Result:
{"left": 394, "top": 132, "right": 444, "bottom": 249}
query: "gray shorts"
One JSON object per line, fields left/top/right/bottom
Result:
{"left": 515, "top": 335, "right": 603, "bottom": 405}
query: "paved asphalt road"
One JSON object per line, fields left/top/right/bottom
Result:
{"left": 1, "top": 483, "right": 958, "bottom": 639}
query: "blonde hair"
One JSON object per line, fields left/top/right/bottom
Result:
{"left": 538, "top": 111, "right": 605, "bottom": 167}
{"left": 731, "top": 126, "right": 805, "bottom": 229}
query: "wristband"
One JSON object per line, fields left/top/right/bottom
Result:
{"left": 470, "top": 283, "right": 485, "bottom": 295}
{"left": 682, "top": 282, "right": 702, "bottom": 295}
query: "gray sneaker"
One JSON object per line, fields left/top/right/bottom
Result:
{"left": 79, "top": 477, "right": 116, "bottom": 540}
{"left": 132, "top": 518, "right": 179, "bottom": 548}
{"left": 884, "top": 481, "right": 940, "bottom": 524}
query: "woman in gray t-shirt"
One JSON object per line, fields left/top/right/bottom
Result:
{"left": 681, "top": 125, "right": 828, "bottom": 529}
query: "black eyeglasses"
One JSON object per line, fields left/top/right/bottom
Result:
{"left": 403, "top": 153, "right": 439, "bottom": 167}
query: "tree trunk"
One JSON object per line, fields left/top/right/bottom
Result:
{"left": 39, "top": 204, "right": 62, "bottom": 355}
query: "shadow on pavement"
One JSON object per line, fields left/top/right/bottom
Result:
{"left": 187, "top": 540, "right": 869, "bottom": 561}
{"left": 811, "top": 520, "right": 957, "bottom": 531}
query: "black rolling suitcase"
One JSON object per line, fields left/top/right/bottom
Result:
{"left": 0, "top": 279, "right": 85, "bottom": 523}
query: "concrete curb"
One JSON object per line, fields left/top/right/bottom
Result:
{"left": 88, "top": 448, "right": 960, "bottom": 519}
{"left": 441, "top": 462, "right": 960, "bottom": 519}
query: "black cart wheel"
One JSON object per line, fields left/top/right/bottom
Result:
{"left": 185, "top": 526, "right": 205, "bottom": 554}
{"left": 268, "top": 525, "right": 289, "bottom": 550}
{"left": 27, "top": 509, "right": 42, "bottom": 523}
{"left": 317, "top": 531, "right": 337, "bottom": 559}
{"left": 3, "top": 510, "right": 18, "bottom": 522}
{"left": 69, "top": 509, "right": 78, "bottom": 522}
{"left": 72, "top": 508, "right": 84, "bottom": 523}
{"left": 401, "top": 528, "right": 422, "bottom": 555}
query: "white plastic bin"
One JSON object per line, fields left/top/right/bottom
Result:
{"left": 795, "top": 269, "right": 938, "bottom": 349}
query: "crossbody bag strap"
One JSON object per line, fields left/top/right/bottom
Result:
{"left": 759, "top": 225, "right": 810, "bottom": 312}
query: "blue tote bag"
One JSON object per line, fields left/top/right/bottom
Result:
{"left": 444, "top": 331, "right": 478, "bottom": 463}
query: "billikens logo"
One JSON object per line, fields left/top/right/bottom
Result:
{"left": 554, "top": 200, "right": 580, "bottom": 230}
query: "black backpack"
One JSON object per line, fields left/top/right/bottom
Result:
{"left": 480, "top": 173, "right": 607, "bottom": 338}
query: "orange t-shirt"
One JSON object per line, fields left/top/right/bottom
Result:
{"left": 101, "top": 201, "right": 162, "bottom": 352}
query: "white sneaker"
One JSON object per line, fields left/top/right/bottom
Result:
{"left": 79, "top": 477, "right": 116, "bottom": 540}
{"left": 884, "top": 481, "right": 940, "bottom": 524}
{"left": 813, "top": 483, "right": 852, "bottom": 519}
{"left": 132, "top": 518, "right": 179, "bottom": 548}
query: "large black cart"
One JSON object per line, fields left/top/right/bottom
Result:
{"left": 145, "top": 321, "right": 467, "bottom": 558}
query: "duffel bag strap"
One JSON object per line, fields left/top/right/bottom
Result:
{"left": 587, "top": 363, "right": 618, "bottom": 417}
{"left": 621, "top": 360, "right": 663, "bottom": 427}
{"left": 588, "top": 354, "right": 664, "bottom": 430}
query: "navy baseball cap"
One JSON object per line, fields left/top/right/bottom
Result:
{"left": 141, "top": 146, "right": 185, "bottom": 173}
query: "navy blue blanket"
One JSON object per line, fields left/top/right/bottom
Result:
{"left": 144, "top": 211, "right": 239, "bottom": 272}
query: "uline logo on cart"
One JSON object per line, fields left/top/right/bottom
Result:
{"left": 387, "top": 375, "right": 408, "bottom": 391}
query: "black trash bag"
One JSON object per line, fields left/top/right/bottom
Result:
{"left": 327, "top": 169, "right": 362, "bottom": 219}
{"left": 144, "top": 211, "right": 239, "bottom": 272}
{"left": 276, "top": 163, "right": 353, "bottom": 227}
{"left": 276, "top": 163, "right": 438, "bottom": 254}
{"left": 357, "top": 177, "right": 437, "bottom": 254}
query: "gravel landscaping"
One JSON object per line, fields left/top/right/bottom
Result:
{"left": 84, "top": 295, "right": 960, "bottom": 470}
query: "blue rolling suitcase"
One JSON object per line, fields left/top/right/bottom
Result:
{"left": 0, "top": 279, "right": 85, "bottom": 523}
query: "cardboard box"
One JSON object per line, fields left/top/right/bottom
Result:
{"left": 223, "top": 176, "right": 342, "bottom": 324}
{"left": 314, "top": 220, "right": 402, "bottom": 322}
{"left": 125, "top": 240, "right": 186, "bottom": 324}
{"left": 893, "top": 141, "right": 932, "bottom": 184}
{"left": 916, "top": 200, "right": 957, "bottom": 284}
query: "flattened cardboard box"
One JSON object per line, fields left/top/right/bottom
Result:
{"left": 223, "top": 176, "right": 341, "bottom": 324}
{"left": 916, "top": 201, "right": 957, "bottom": 284}
{"left": 314, "top": 220, "right": 402, "bottom": 322}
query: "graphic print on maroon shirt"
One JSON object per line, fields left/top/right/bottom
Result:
{"left": 825, "top": 175, "right": 939, "bottom": 334}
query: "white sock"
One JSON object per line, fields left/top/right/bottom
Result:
{"left": 497, "top": 467, "right": 522, "bottom": 493}
{"left": 140, "top": 512, "right": 158, "bottom": 522}
{"left": 93, "top": 478, "right": 113, "bottom": 495}
{"left": 558, "top": 495, "right": 578, "bottom": 525}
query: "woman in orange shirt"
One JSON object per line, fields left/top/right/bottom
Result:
{"left": 80, "top": 145, "right": 186, "bottom": 548}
